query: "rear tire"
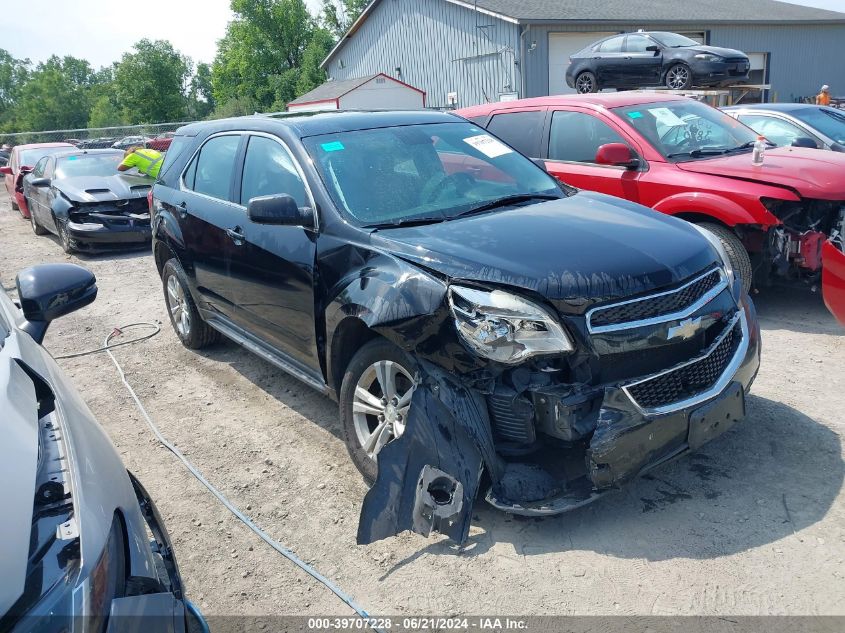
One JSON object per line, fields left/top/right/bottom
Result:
{"left": 575, "top": 71, "right": 599, "bottom": 94}
{"left": 339, "top": 338, "right": 418, "bottom": 485}
{"left": 161, "top": 258, "right": 219, "bottom": 349}
{"left": 697, "top": 222, "right": 753, "bottom": 295}
{"left": 29, "top": 202, "right": 48, "bottom": 235}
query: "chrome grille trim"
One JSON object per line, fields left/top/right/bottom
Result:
{"left": 622, "top": 310, "right": 749, "bottom": 416}
{"left": 586, "top": 267, "right": 728, "bottom": 334}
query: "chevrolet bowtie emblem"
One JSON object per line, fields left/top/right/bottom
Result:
{"left": 667, "top": 316, "right": 702, "bottom": 341}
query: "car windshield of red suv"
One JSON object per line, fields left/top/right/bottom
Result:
{"left": 614, "top": 100, "right": 761, "bottom": 161}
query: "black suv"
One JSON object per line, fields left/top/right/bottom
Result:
{"left": 150, "top": 111, "right": 760, "bottom": 544}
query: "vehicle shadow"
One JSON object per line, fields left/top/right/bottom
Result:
{"left": 194, "top": 338, "right": 344, "bottom": 441}
{"left": 753, "top": 285, "right": 842, "bottom": 336}
{"left": 381, "top": 394, "right": 842, "bottom": 573}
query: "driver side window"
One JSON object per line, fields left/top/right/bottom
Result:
{"left": 548, "top": 110, "right": 629, "bottom": 163}
{"left": 240, "top": 135, "right": 308, "bottom": 208}
{"left": 737, "top": 114, "right": 811, "bottom": 147}
{"left": 32, "top": 157, "right": 48, "bottom": 178}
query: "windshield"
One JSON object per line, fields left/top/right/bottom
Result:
{"left": 650, "top": 32, "right": 700, "bottom": 48}
{"left": 55, "top": 153, "right": 123, "bottom": 179}
{"left": 19, "top": 146, "right": 71, "bottom": 169}
{"left": 791, "top": 107, "right": 845, "bottom": 145}
{"left": 614, "top": 100, "right": 759, "bottom": 161}
{"left": 303, "top": 122, "right": 563, "bottom": 227}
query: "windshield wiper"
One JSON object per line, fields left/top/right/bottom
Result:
{"left": 666, "top": 148, "right": 731, "bottom": 158}
{"left": 366, "top": 215, "right": 447, "bottom": 229}
{"left": 451, "top": 194, "right": 561, "bottom": 219}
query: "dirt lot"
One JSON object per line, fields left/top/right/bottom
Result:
{"left": 1, "top": 190, "right": 844, "bottom": 620}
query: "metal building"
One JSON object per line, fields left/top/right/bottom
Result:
{"left": 321, "top": 0, "right": 845, "bottom": 109}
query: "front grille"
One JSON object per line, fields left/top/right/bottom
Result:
{"left": 589, "top": 268, "right": 723, "bottom": 330}
{"left": 723, "top": 57, "right": 748, "bottom": 64}
{"left": 625, "top": 318, "right": 741, "bottom": 411}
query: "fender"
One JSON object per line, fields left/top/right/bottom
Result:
{"left": 323, "top": 247, "right": 480, "bottom": 390}
{"left": 152, "top": 208, "right": 190, "bottom": 275}
{"left": 652, "top": 191, "right": 780, "bottom": 228}
{"left": 51, "top": 193, "right": 74, "bottom": 219}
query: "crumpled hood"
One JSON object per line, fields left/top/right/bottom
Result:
{"left": 676, "top": 147, "right": 845, "bottom": 199}
{"left": 686, "top": 45, "right": 747, "bottom": 59}
{"left": 372, "top": 191, "right": 718, "bottom": 305}
{"left": 55, "top": 174, "right": 152, "bottom": 203}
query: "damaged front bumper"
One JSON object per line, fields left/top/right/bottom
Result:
{"left": 359, "top": 296, "right": 761, "bottom": 545}
{"left": 66, "top": 211, "right": 151, "bottom": 250}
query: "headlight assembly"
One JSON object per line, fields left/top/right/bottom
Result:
{"left": 692, "top": 224, "right": 737, "bottom": 292}
{"left": 694, "top": 54, "right": 724, "bottom": 62}
{"left": 448, "top": 285, "right": 574, "bottom": 364}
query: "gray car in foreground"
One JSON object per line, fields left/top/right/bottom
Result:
{"left": 0, "top": 263, "right": 207, "bottom": 633}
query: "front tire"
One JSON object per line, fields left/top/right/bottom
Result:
{"left": 340, "top": 338, "right": 418, "bottom": 485}
{"left": 665, "top": 64, "right": 692, "bottom": 90}
{"left": 55, "top": 216, "right": 74, "bottom": 253}
{"left": 161, "top": 258, "right": 219, "bottom": 349}
{"left": 697, "top": 222, "right": 753, "bottom": 295}
{"left": 575, "top": 71, "right": 599, "bottom": 94}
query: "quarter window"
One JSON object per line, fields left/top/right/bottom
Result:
{"left": 548, "top": 110, "right": 629, "bottom": 163}
{"left": 190, "top": 135, "right": 241, "bottom": 201}
{"left": 486, "top": 111, "right": 545, "bottom": 157}
{"left": 240, "top": 136, "right": 308, "bottom": 207}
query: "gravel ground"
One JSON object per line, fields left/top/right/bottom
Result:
{"left": 1, "top": 190, "right": 844, "bottom": 621}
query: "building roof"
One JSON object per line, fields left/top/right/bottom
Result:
{"left": 288, "top": 75, "right": 381, "bottom": 106}
{"left": 471, "top": 0, "right": 845, "bottom": 22}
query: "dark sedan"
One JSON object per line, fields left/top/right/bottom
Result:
{"left": 566, "top": 31, "right": 750, "bottom": 93}
{"left": 22, "top": 149, "right": 152, "bottom": 254}
{"left": 723, "top": 103, "right": 845, "bottom": 152}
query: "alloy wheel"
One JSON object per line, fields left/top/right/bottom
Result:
{"left": 667, "top": 66, "right": 690, "bottom": 89}
{"left": 58, "top": 221, "right": 72, "bottom": 251}
{"left": 166, "top": 275, "right": 191, "bottom": 338}
{"left": 352, "top": 360, "right": 415, "bottom": 459}
{"left": 576, "top": 74, "right": 594, "bottom": 94}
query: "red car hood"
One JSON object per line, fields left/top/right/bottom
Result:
{"left": 676, "top": 147, "right": 845, "bottom": 200}
{"left": 823, "top": 239, "right": 845, "bottom": 326}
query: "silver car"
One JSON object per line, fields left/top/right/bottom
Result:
{"left": 0, "top": 263, "right": 207, "bottom": 632}
{"left": 722, "top": 103, "right": 845, "bottom": 152}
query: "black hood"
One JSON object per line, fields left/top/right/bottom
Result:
{"left": 687, "top": 45, "right": 747, "bottom": 59}
{"left": 55, "top": 174, "right": 152, "bottom": 203}
{"left": 371, "top": 191, "right": 719, "bottom": 308}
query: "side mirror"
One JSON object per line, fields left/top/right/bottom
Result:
{"left": 0, "top": 166, "right": 11, "bottom": 176}
{"left": 16, "top": 264, "right": 97, "bottom": 344}
{"left": 595, "top": 143, "right": 640, "bottom": 169}
{"left": 830, "top": 142, "right": 845, "bottom": 153}
{"left": 30, "top": 177, "right": 51, "bottom": 187}
{"left": 247, "top": 194, "right": 314, "bottom": 228}
{"left": 531, "top": 158, "right": 549, "bottom": 173}
{"left": 791, "top": 137, "right": 819, "bottom": 149}
{"left": 20, "top": 165, "right": 33, "bottom": 173}
{"left": 646, "top": 45, "right": 661, "bottom": 52}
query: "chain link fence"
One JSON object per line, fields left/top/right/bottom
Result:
{"left": 0, "top": 121, "right": 199, "bottom": 152}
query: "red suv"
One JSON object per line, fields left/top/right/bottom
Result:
{"left": 458, "top": 94, "right": 845, "bottom": 298}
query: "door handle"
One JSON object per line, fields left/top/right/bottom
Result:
{"left": 177, "top": 200, "right": 187, "bottom": 218}
{"left": 226, "top": 226, "right": 245, "bottom": 245}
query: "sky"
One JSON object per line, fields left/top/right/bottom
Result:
{"left": 0, "top": 0, "right": 843, "bottom": 70}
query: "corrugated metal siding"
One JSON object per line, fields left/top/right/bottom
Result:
{"left": 524, "top": 22, "right": 845, "bottom": 102}
{"left": 326, "top": 0, "right": 520, "bottom": 109}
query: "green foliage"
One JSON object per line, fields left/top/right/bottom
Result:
{"left": 209, "top": 95, "right": 259, "bottom": 119}
{"left": 88, "top": 94, "right": 124, "bottom": 128}
{"left": 114, "top": 39, "right": 191, "bottom": 124}
{"left": 13, "top": 56, "right": 93, "bottom": 131}
{"left": 212, "top": 0, "right": 320, "bottom": 110}
{"left": 0, "top": 49, "right": 30, "bottom": 131}
{"left": 320, "top": 0, "right": 368, "bottom": 38}
{"left": 296, "top": 28, "right": 334, "bottom": 97}
{"left": 189, "top": 62, "right": 215, "bottom": 119}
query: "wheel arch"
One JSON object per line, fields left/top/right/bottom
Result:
{"left": 328, "top": 316, "right": 381, "bottom": 394}
{"left": 653, "top": 193, "right": 761, "bottom": 227}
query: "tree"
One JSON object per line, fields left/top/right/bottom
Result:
{"left": 114, "top": 39, "right": 191, "bottom": 124}
{"left": 320, "top": 0, "right": 368, "bottom": 38}
{"left": 188, "top": 62, "right": 215, "bottom": 119}
{"left": 88, "top": 94, "right": 124, "bottom": 128}
{"left": 296, "top": 28, "right": 334, "bottom": 97}
{"left": 12, "top": 56, "right": 93, "bottom": 132}
{"left": 212, "top": 0, "right": 317, "bottom": 110}
{"left": 0, "top": 49, "right": 30, "bottom": 130}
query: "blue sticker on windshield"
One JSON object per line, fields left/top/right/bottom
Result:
{"left": 321, "top": 141, "right": 345, "bottom": 152}
{"left": 628, "top": 111, "right": 643, "bottom": 119}
{"left": 67, "top": 156, "right": 79, "bottom": 160}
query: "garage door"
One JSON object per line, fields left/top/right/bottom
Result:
{"left": 548, "top": 32, "right": 616, "bottom": 95}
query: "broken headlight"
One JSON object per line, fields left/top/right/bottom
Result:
{"left": 693, "top": 224, "right": 737, "bottom": 295}
{"left": 448, "top": 285, "right": 574, "bottom": 364}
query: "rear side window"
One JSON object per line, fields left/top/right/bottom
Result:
{"left": 190, "top": 135, "right": 241, "bottom": 201}
{"left": 597, "top": 36, "right": 624, "bottom": 53}
{"left": 548, "top": 110, "right": 628, "bottom": 163}
{"left": 486, "top": 111, "right": 544, "bottom": 158}
{"left": 240, "top": 136, "right": 308, "bottom": 207}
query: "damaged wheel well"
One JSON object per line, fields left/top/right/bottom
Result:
{"left": 154, "top": 241, "right": 176, "bottom": 276}
{"left": 330, "top": 317, "right": 379, "bottom": 393}
{"left": 674, "top": 212, "right": 732, "bottom": 229}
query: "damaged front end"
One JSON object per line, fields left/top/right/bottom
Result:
{"left": 358, "top": 265, "right": 761, "bottom": 545}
